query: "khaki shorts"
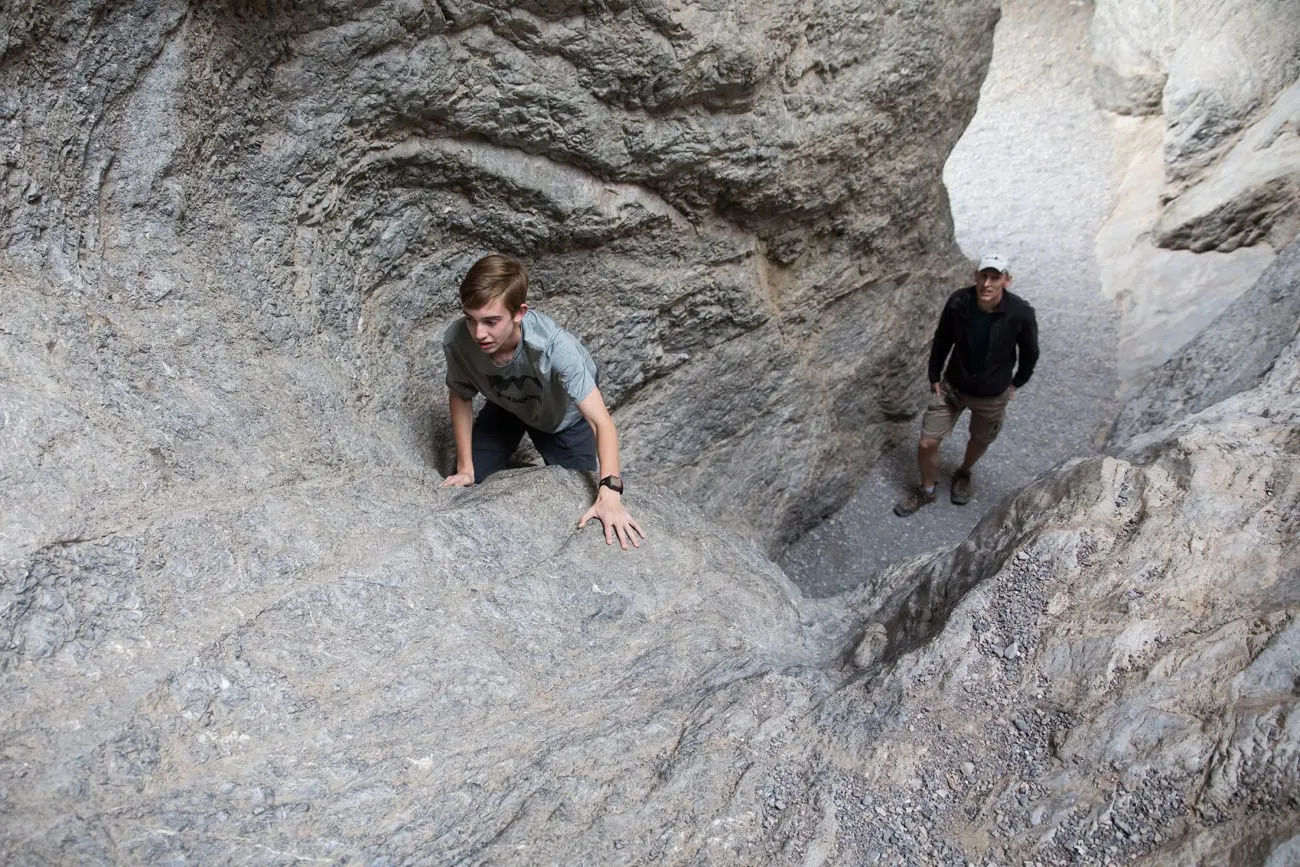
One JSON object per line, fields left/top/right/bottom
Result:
{"left": 921, "top": 383, "right": 1011, "bottom": 446}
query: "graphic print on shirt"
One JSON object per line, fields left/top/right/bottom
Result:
{"left": 487, "top": 372, "right": 545, "bottom": 406}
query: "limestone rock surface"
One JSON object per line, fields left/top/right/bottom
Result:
{"left": 767, "top": 329, "right": 1300, "bottom": 864}
{"left": 1091, "top": 0, "right": 1300, "bottom": 388}
{"left": 1, "top": 467, "right": 830, "bottom": 865}
{"left": 1094, "top": 114, "right": 1277, "bottom": 387}
{"left": 1092, "top": 0, "right": 1299, "bottom": 187}
{"left": 1108, "top": 236, "right": 1300, "bottom": 443}
{"left": 6, "top": 288, "right": 1300, "bottom": 866}
{"left": 7, "top": 1, "right": 1300, "bottom": 864}
{"left": 0, "top": 0, "right": 1000, "bottom": 553}
{"left": 6, "top": 291, "right": 1300, "bottom": 864}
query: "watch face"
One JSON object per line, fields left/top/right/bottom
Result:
{"left": 602, "top": 475, "right": 623, "bottom": 493}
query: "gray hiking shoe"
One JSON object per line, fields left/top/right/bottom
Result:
{"left": 950, "top": 469, "right": 973, "bottom": 505}
{"left": 894, "top": 485, "right": 937, "bottom": 517}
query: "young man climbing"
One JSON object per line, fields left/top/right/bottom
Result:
{"left": 894, "top": 252, "right": 1040, "bottom": 516}
{"left": 440, "top": 254, "right": 646, "bottom": 550}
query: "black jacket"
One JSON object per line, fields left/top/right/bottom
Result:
{"left": 927, "top": 286, "right": 1039, "bottom": 397}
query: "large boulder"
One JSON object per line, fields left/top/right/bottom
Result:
{"left": 1, "top": 466, "right": 829, "bottom": 864}
{"left": 0, "top": 0, "right": 1000, "bottom": 553}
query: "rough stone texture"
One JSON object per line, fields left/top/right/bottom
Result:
{"left": 1092, "top": 0, "right": 1300, "bottom": 184}
{"left": 1108, "top": 235, "right": 1300, "bottom": 443}
{"left": 0, "top": 0, "right": 1000, "bottom": 554}
{"left": 1, "top": 468, "right": 834, "bottom": 865}
{"left": 6, "top": 1, "right": 1300, "bottom": 863}
{"left": 5, "top": 274, "right": 1299, "bottom": 866}
{"left": 771, "top": 333, "right": 1300, "bottom": 865}
{"left": 1095, "top": 114, "right": 1278, "bottom": 388}
{"left": 1155, "top": 75, "right": 1300, "bottom": 254}
{"left": 1091, "top": 0, "right": 1300, "bottom": 389}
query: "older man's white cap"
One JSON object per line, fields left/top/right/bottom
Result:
{"left": 978, "top": 252, "right": 1010, "bottom": 273}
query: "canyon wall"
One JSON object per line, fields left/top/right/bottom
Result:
{"left": 2, "top": 0, "right": 999, "bottom": 553}
{"left": 6, "top": 234, "right": 1299, "bottom": 867}
{"left": 5, "top": 1, "right": 1299, "bottom": 864}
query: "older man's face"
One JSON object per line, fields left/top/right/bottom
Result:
{"left": 975, "top": 268, "right": 1010, "bottom": 309}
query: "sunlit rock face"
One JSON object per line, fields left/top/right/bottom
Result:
{"left": 1108, "top": 236, "right": 1300, "bottom": 443}
{"left": 0, "top": 0, "right": 998, "bottom": 553}
{"left": 1091, "top": 0, "right": 1300, "bottom": 389}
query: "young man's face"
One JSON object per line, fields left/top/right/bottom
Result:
{"left": 463, "top": 297, "right": 525, "bottom": 357}
{"left": 975, "top": 268, "right": 1010, "bottom": 308}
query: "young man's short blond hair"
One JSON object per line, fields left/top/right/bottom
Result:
{"left": 459, "top": 254, "right": 528, "bottom": 313}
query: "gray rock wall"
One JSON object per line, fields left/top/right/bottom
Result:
{"left": 1092, "top": 0, "right": 1299, "bottom": 191}
{"left": 1, "top": 0, "right": 998, "bottom": 553}
{"left": 1, "top": 470, "right": 831, "bottom": 864}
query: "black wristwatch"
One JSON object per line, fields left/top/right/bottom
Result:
{"left": 599, "top": 474, "right": 624, "bottom": 494}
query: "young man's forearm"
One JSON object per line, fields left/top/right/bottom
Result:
{"left": 592, "top": 416, "right": 621, "bottom": 481}
{"left": 448, "top": 391, "right": 475, "bottom": 478}
{"left": 577, "top": 389, "right": 622, "bottom": 483}
{"left": 574, "top": 387, "right": 644, "bottom": 547}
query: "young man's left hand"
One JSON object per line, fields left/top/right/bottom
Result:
{"left": 578, "top": 489, "right": 646, "bottom": 550}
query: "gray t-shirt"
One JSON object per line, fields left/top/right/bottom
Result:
{"left": 443, "top": 309, "right": 597, "bottom": 433}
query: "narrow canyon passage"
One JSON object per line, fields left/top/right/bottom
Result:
{"left": 782, "top": 0, "right": 1120, "bottom": 596}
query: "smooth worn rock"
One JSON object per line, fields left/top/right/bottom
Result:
{"left": 1093, "top": 0, "right": 1300, "bottom": 183}
{"left": 1, "top": 468, "right": 835, "bottom": 865}
{"left": 1108, "top": 236, "right": 1300, "bottom": 444}
{"left": 1095, "top": 113, "right": 1278, "bottom": 387}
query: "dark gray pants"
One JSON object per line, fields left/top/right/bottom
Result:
{"left": 472, "top": 401, "right": 598, "bottom": 481}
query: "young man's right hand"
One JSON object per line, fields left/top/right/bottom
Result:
{"left": 579, "top": 489, "right": 646, "bottom": 550}
{"left": 441, "top": 473, "right": 475, "bottom": 487}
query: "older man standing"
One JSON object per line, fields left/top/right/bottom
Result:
{"left": 894, "top": 253, "right": 1040, "bottom": 516}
